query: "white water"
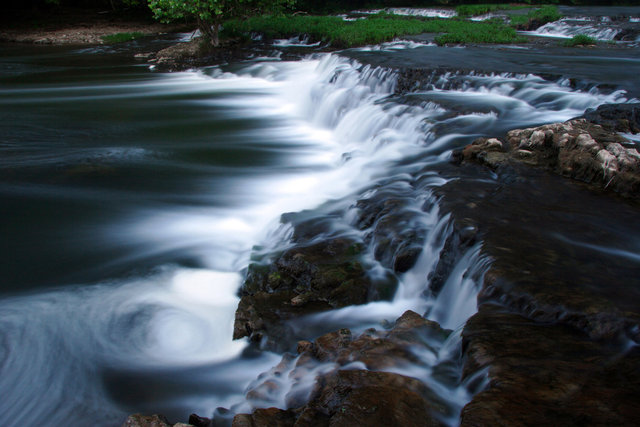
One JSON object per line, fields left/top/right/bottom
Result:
{"left": 388, "top": 8, "right": 457, "bottom": 19}
{"left": 273, "top": 35, "right": 321, "bottom": 47}
{"left": 524, "top": 18, "right": 621, "bottom": 40}
{"left": 1, "top": 49, "right": 636, "bottom": 426}
{"left": 355, "top": 39, "right": 436, "bottom": 52}
{"left": 351, "top": 8, "right": 456, "bottom": 19}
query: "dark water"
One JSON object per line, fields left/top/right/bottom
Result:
{"left": 1, "top": 8, "right": 640, "bottom": 426}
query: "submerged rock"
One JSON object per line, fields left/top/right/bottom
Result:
{"left": 232, "top": 311, "right": 454, "bottom": 426}
{"left": 455, "top": 118, "right": 640, "bottom": 198}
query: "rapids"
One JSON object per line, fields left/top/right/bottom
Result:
{"left": 1, "top": 6, "right": 640, "bottom": 426}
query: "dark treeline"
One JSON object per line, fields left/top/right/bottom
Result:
{"left": 7, "top": 0, "right": 640, "bottom": 15}
{"left": 7, "top": 0, "right": 148, "bottom": 12}
{"left": 297, "top": 0, "right": 640, "bottom": 14}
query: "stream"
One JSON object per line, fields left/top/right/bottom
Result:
{"left": 1, "top": 6, "right": 640, "bottom": 426}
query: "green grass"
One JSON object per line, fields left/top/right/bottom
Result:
{"left": 223, "top": 14, "right": 526, "bottom": 48}
{"left": 563, "top": 34, "right": 597, "bottom": 47}
{"left": 101, "top": 32, "right": 146, "bottom": 44}
{"left": 456, "top": 4, "right": 528, "bottom": 18}
{"left": 510, "top": 5, "right": 562, "bottom": 29}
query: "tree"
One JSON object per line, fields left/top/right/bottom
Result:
{"left": 148, "top": 0, "right": 294, "bottom": 46}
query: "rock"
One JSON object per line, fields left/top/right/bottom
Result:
{"left": 460, "top": 304, "right": 640, "bottom": 426}
{"left": 188, "top": 414, "right": 210, "bottom": 427}
{"left": 295, "top": 370, "right": 447, "bottom": 427}
{"left": 583, "top": 102, "right": 640, "bottom": 134}
{"left": 436, "top": 156, "right": 640, "bottom": 426}
{"left": 457, "top": 137, "right": 509, "bottom": 170}
{"left": 234, "top": 238, "right": 393, "bottom": 351}
{"left": 354, "top": 183, "right": 428, "bottom": 273}
{"left": 232, "top": 408, "right": 297, "bottom": 427}
{"left": 232, "top": 311, "right": 453, "bottom": 426}
{"left": 455, "top": 118, "right": 640, "bottom": 198}
{"left": 121, "top": 414, "right": 172, "bottom": 427}
{"left": 614, "top": 28, "right": 640, "bottom": 42}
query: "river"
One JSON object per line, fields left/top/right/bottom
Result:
{"left": 1, "top": 7, "right": 640, "bottom": 426}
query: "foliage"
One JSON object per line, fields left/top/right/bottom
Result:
{"left": 455, "top": 4, "right": 528, "bottom": 18}
{"left": 148, "top": 0, "right": 294, "bottom": 45}
{"left": 223, "top": 13, "right": 527, "bottom": 48}
{"left": 101, "top": 31, "right": 146, "bottom": 43}
{"left": 510, "top": 5, "right": 562, "bottom": 28}
{"left": 563, "top": 34, "right": 596, "bottom": 46}
{"left": 435, "top": 19, "right": 526, "bottom": 44}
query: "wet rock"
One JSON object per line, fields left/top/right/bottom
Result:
{"left": 457, "top": 137, "right": 508, "bottom": 170}
{"left": 354, "top": 182, "right": 428, "bottom": 272}
{"left": 234, "top": 238, "right": 393, "bottom": 351}
{"left": 614, "top": 28, "right": 640, "bottom": 42}
{"left": 232, "top": 408, "right": 297, "bottom": 427}
{"left": 295, "top": 310, "right": 452, "bottom": 369}
{"left": 427, "top": 222, "right": 478, "bottom": 295}
{"left": 121, "top": 414, "right": 173, "bottom": 427}
{"left": 188, "top": 414, "right": 210, "bottom": 427}
{"left": 295, "top": 370, "right": 447, "bottom": 427}
{"left": 436, "top": 158, "right": 640, "bottom": 425}
{"left": 583, "top": 102, "right": 640, "bottom": 134}
{"left": 460, "top": 304, "right": 640, "bottom": 426}
{"left": 456, "top": 118, "right": 640, "bottom": 198}
{"left": 396, "top": 68, "right": 471, "bottom": 94}
{"left": 153, "top": 38, "right": 269, "bottom": 71}
{"left": 233, "top": 311, "right": 453, "bottom": 426}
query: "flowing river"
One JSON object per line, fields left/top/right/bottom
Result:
{"left": 1, "top": 7, "right": 640, "bottom": 426}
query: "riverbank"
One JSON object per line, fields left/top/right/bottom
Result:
{"left": 0, "top": 8, "right": 187, "bottom": 45}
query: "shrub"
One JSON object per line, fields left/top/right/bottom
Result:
{"left": 564, "top": 34, "right": 597, "bottom": 47}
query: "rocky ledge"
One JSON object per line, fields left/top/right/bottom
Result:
{"left": 210, "top": 310, "right": 456, "bottom": 427}
{"left": 233, "top": 237, "right": 387, "bottom": 352}
{"left": 454, "top": 104, "right": 640, "bottom": 199}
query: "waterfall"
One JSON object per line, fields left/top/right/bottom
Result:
{"left": 0, "top": 44, "right": 636, "bottom": 426}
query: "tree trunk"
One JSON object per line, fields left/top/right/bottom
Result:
{"left": 197, "top": 16, "right": 220, "bottom": 47}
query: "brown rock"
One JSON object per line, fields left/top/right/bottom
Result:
{"left": 456, "top": 118, "right": 640, "bottom": 198}
{"left": 121, "top": 414, "right": 171, "bottom": 427}
{"left": 298, "top": 370, "right": 447, "bottom": 427}
{"left": 234, "top": 238, "right": 391, "bottom": 351}
{"left": 460, "top": 304, "right": 640, "bottom": 426}
{"left": 232, "top": 408, "right": 297, "bottom": 427}
{"left": 235, "top": 311, "right": 453, "bottom": 426}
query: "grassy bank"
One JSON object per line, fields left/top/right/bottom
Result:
{"left": 510, "top": 5, "right": 562, "bottom": 29}
{"left": 223, "top": 13, "right": 526, "bottom": 48}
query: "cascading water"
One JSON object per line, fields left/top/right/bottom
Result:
{"left": 527, "top": 17, "right": 622, "bottom": 40}
{"left": 0, "top": 34, "right": 638, "bottom": 426}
